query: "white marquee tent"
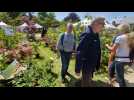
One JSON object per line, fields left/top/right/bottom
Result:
{"left": 0, "top": 21, "right": 8, "bottom": 27}
{"left": 19, "top": 23, "right": 42, "bottom": 28}
{"left": 18, "top": 23, "right": 43, "bottom": 32}
{"left": 17, "top": 23, "right": 28, "bottom": 32}
{"left": 73, "top": 18, "right": 92, "bottom": 27}
{"left": 105, "top": 23, "right": 116, "bottom": 29}
{"left": 20, "top": 23, "right": 28, "bottom": 27}
{"left": 34, "top": 23, "right": 42, "bottom": 28}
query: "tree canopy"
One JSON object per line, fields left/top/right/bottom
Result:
{"left": 64, "top": 12, "right": 80, "bottom": 23}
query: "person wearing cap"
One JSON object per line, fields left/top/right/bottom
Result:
{"left": 56, "top": 23, "right": 76, "bottom": 83}
{"left": 75, "top": 17, "right": 105, "bottom": 87}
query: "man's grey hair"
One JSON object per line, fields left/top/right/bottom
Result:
{"left": 91, "top": 17, "right": 105, "bottom": 26}
{"left": 67, "top": 23, "right": 73, "bottom": 28}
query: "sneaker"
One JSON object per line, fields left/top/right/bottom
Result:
{"left": 66, "top": 72, "right": 71, "bottom": 76}
{"left": 61, "top": 79, "right": 65, "bottom": 83}
{"left": 61, "top": 77, "right": 66, "bottom": 83}
{"left": 109, "top": 78, "right": 117, "bottom": 87}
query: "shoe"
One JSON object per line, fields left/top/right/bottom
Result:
{"left": 66, "top": 72, "right": 71, "bottom": 76}
{"left": 109, "top": 77, "right": 117, "bottom": 87}
{"left": 61, "top": 77, "right": 66, "bottom": 83}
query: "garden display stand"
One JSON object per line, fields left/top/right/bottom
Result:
{"left": 0, "top": 59, "right": 27, "bottom": 86}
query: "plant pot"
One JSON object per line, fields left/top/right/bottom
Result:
{"left": 0, "top": 78, "right": 14, "bottom": 87}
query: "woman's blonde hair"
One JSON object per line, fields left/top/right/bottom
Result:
{"left": 128, "top": 32, "right": 134, "bottom": 49}
{"left": 117, "top": 23, "right": 130, "bottom": 33}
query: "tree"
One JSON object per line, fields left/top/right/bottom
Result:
{"left": 38, "top": 12, "right": 48, "bottom": 20}
{"left": 7, "top": 12, "right": 23, "bottom": 26}
{"left": 64, "top": 12, "right": 80, "bottom": 23}
{"left": 0, "top": 12, "right": 9, "bottom": 22}
{"left": 47, "top": 12, "right": 55, "bottom": 19}
{"left": 7, "top": 12, "right": 21, "bottom": 19}
{"left": 0, "top": 12, "right": 27, "bottom": 26}
{"left": 112, "top": 21, "right": 119, "bottom": 27}
{"left": 37, "top": 12, "right": 60, "bottom": 27}
{"left": 84, "top": 15, "right": 93, "bottom": 20}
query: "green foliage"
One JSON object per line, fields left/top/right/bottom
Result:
{"left": 0, "top": 29, "right": 24, "bottom": 70}
{"left": 84, "top": 15, "right": 93, "bottom": 20}
{"left": 37, "top": 12, "right": 60, "bottom": 27}
{"left": 0, "top": 54, "right": 8, "bottom": 70}
{"left": 0, "top": 28, "right": 22, "bottom": 49}
{"left": 0, "top": 12, "right": 22, "bottom": 26}
{"left": 100, "top": 33, "right": 112, "bottom": 73}
{"left": 64, "top": 12, "right": 80, "bottom": 23}
{"left": 0, "top": 12, "right": 9, "bottom": 23}
{"left": 11, "top": 58, "right": 57, "bottom": 87}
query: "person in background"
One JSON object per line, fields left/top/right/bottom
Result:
{"left": 56, "top": 23, "right": 76, "bottom": 83}
{"left": 106, "top": 23, "right": 130, "bottom": 87}
{"left": 75, "top": 17, "right": 105, "bottom": 87}
{"left": 128, "top": 32, "right": 134, "bottom": 64}
{"left": 22, "top": 15, "right": 36, "bottom": 41}
{"left": 41, "top": 26, "right": 48, "bottom": 38}
{"left": 28, "top": 20, "right": 36, "bottom": 41}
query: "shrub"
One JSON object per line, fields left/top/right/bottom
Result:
{"left": 11, "top": 57, "right": 57, "bottom": 87}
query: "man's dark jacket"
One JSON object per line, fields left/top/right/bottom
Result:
{"left": 75, "top": 26, "right": 101, "bottom": 74}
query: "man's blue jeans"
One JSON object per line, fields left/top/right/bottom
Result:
{"left": 60, "top": 50, "right": 72, "bottom": 79}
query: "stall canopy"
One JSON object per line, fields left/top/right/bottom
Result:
{"left": 34, "top": 23, "right": 42, "bottom": 29}
{"left": 105, "top": 20, "right": 117, "bottom": 29}
{"left": 20, "top": 23, "right": 28, "bottom": 27}
{"left": 0, "top": 21, "right": 8, "bottom": 27}
{"left": 19, "top": 23, "right": 42, "bottom": 29}
{"left": 18, "top": 23, "right": 43, "bottom": 32}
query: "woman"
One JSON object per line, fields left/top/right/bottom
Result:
{"left": 106, "top": 27, "right": 123, "bottom": 84}
{"left": 56, "top": 23, "right": 76, "bottom": 83}
{"left": 106, "top": 23, "right": 130, "bottom": 87}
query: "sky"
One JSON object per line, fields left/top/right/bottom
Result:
{"left": 54, "top": 12, "right": 134, "bottom": 23}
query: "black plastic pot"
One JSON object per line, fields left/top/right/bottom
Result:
{"left": 0, "top": 78, "right": 14, "bottom": 87}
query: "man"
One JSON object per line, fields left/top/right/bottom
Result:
{"left": 75, "top": 17, "right": 105, "bottom": 87}
{"left": 56, "top": 23, "right": 76, "bottom": 83}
